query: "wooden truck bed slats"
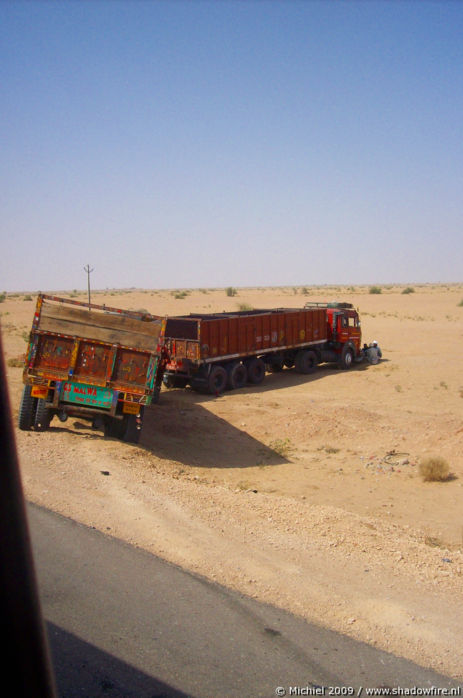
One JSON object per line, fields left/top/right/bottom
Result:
{"left": 39, "top": 299, "right": 163, "bottom": 352}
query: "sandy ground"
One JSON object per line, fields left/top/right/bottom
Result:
{"left": 2, "top": 284, "right": 463, "bottom": 681}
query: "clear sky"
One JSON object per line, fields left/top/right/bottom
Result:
{"left": 1, "top": 0, "right": 462, "bottom": 291}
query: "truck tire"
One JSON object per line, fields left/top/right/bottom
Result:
{"left": 294, "top": 350, "right": 317, "bottom": 374}
{"left": 34, "top": 398, "right": 51, "bottom": 431}
{"left": 122, "top": 414, "right": 141, "bottom": 443}
{"left": 18, "top": 385, "right": 37, "bottom": 431}
{"left": 207, "top": 365, "right": 227, "bottom": 394}
{"left": 104, "top": 418, "right": 124, "bottom": 439}
{"left": 339, "top": 345, "right": 354, "bottom": 370}
{"left": 163, "top": 375, "right": 188, "bottom": 389}
{"left": 226, "top": 362, "right": 247, "bottom": 390}
{"left": 284, "top": 351, "right": 295, "bottom": 368}
{"left": 190, "top": 378, "right": 205, "bottom": 392}
{"left": 246, "top": 358, "right": 265, "bottom": 385}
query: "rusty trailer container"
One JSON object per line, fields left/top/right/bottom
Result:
{"left": 19, "top": 294, "right": 167, "bottom": 442}
{"left": 163, "top": 307, "right": 330, "bottom": 393}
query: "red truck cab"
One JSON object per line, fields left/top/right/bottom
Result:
{"left": 305, "top": 302, "right": 362, "bottom": 369}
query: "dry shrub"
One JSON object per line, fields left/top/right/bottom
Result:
{"left": 419, "top": 456, "right": 450, "bottom": 482}
{"left": 269, "top": 438, "right": 293, "bottom": 457}
{"left": 7, "top": 356, "right": 24, "bottom": 368}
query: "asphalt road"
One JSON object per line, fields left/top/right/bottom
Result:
{"left": 27, "top": 503, "right": 460, "bottom": 698}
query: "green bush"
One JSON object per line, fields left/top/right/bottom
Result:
{"left": 225, "top": 287, "right": 237, "bottom": 297}
{"left": 369, "top": 286, "right": 382, "bottom": 295}
{"left": 402, "top": 287, "right": 415, "bottom": 294}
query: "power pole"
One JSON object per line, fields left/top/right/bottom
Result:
{"left": 83, "top": 265, "right": 94, "bottom": 309}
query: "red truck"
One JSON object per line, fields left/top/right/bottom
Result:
{"left": 19, "top": 294, "right": 167, "bottom": 442}
{"left": 162, "top": 302, "right": 362, "bottom": 393}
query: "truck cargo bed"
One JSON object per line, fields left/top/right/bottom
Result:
{"left": 165, "top": 307, "right": 327, "bottom": 363}
{"left": 25, "top": 295, "right": 165, "bottom": 395}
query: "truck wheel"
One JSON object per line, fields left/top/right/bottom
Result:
{"left": 163, "top": 375, "right": 188, "bottom": 389}
{"left": 207, "top": 366, "right": 227, "bottom": 394}
{"left": 227, "top": 363, "right": 247, "bottom": 390}
{"left": 163, "top": 375, "right": 175, "bottom": 389}
{"left": 246, "top": 358, "right": 265, "bottom": 385}
{"left": 283, "top": 352, "right": 295, "bottom": 368}
{"left": 122, "top": 415, "right": 141, "bottom": 443}
{"left": 34, "top": 398, "right": 51, "bottom": 431}
{"left": 18, "top": 385, "right": 37, "bottom": 431}
{"left": 190, "top": 378, "right": 204, "bottom": 392}
{"left": 295, "top": 350, "right": 317, "bottom": 374}
{"left": 104, "top": 419, "right": 123, "bottom": 438}
{"left": 339, "top": 345, "right": 354, "bottom": 370}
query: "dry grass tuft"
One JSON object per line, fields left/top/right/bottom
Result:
{"left": 269, "top": 438, "right": 293, "bottom": 458}
{"left": 7, "top": 355, "right": 24, "bottom": 368}
{"left": 419, "top": 456, "right": 450, "bottom": 482}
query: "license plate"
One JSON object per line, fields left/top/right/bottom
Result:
{"left": 122, "top": 402, "right": 140, "bottom": 415}
{"left": 31, "top": 386, "right": 48, "bottom": 398}
{"left": 63, "top": 382, "right": 113, "bottom": 409}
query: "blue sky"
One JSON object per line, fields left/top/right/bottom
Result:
{"left": 1, "top": 0, "right": 462, "bottom": 291}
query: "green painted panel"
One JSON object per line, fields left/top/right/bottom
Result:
{"left": 63, "top": 382, "right": 113, "bottom": 409}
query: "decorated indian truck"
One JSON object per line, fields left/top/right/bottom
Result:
{"left": 162, "top": 302, "right": 362, "bottom": 393}
{"left": 19, "top": 294, "right": 167, "bottom": 442}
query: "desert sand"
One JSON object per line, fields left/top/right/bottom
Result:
{"left": 2, "top": 284, "right": 463, "bottom": 680}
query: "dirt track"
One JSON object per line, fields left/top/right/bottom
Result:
{"left": 3, "top": 285, "right": 463, "bottom": 680}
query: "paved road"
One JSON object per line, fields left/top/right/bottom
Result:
{"left": 27, "top": 503, "right": 460, "bottom": 698}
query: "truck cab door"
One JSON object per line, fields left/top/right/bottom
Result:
{"left": 337, "top": 314, "right": 350, "bottom": 345}
{"left": 343, "top": 312, "right": 361, "bottom": 352}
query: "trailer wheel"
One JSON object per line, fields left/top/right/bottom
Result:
{"left": 34, "top": 398, "right": 51, "bottom": 431}
{"left": 18, "top": 385, "right": 37, "bottom": 431}
{"left": 207, "top": 366, "right": 227, "bottom": 394}
{"left": 295, "top": 350, "right": 317, "bottom": 374}
{"left": 339, "top": 345, "right": 354, "bottom": 370}
{"left": 246, "top": 358, "right": 265, "bottom": 385}
{"left": 226, "top": 363, "right": 247, "bottom": 390}
{"left": 283, "top": 352, "right": 295, "bottom": 369}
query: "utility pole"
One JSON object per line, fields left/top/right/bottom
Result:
{"left": 83, "top": 265, "right": 94, "bottom": 309}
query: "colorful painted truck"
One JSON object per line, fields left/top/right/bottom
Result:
{"left": 19, "top": 294, "right": 167, "bottom": 442}
{"left": 162, "top": 302, "right": 362, "bottom": 393}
